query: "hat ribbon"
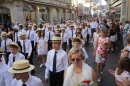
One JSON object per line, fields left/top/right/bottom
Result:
{"left": 13, "top": 66, "right": 30, "bottom": 70}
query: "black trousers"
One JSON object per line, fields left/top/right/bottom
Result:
{"left": 62, "top": 42, "right": 67, "bottom": 51}
{"left": 23, "top": 53, "right": 33, "bottom": 65}
{"left": 17, "top": 41, "right": 22, "bottom": 52}
{"left": 50, "top": 70, "right": 64, "bottom": 86}
{"left": 87, "top": 34, "right": 90, "bottom": 44}
{"left": 48, "top": 41, "right": 52, "bottom": 51}
{"left": 5, "top": 52, "right": 10, "bottom": 64}
{"left": 69, "top": 39, "right": 72, "bottom": 49}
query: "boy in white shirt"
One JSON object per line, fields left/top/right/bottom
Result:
{"left": 8, "top": 42, "right": 25, "bottom": 67}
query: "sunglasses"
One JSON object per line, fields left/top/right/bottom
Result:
{"left": 71, "top": 58, "right": 80, "bottom": 62}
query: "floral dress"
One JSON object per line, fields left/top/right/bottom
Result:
{"left": 95, "top": 37, "right": 109, "bottom": 64}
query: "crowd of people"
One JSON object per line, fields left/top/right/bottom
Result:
{"left": 0, "top": 18, "right": 130, "bottom": 86}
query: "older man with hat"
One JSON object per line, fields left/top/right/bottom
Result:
{"left": 1, "top": 32, "right": 12, "bottom": 63}
{"left": 8, "top": 42, "right": 25, "bottom": 67}
{"left": 0, "top": 47, "right": 13, "bottom": 86}
{"left": 8, "top": 60, "right": 43, "bottom": 86}
{"left": 45, "top": 36, "right": 68, "bottom": 86}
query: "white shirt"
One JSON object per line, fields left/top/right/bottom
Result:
{"left": 90, "top": 21, "right": 99, "bottom": 28}
{"left": 14, "top": 25, "right": 20, "bottom": 31}
{"left": 26, "top": 30, "right": 35, "bottom": 41}
{"left": 34, "top": 32, "right": 38, "bottom": 46}
{"left": 0, "top": 61, "right": 13, "bottom": 86}
{"left": 45, "top": 49, "right": 68, "bottom": 78}
{"left": 8, "top": 52, "right": 25, "bottom": 67}
{"left": 60, "top": 32, "right": 68, "bottom": 42}
{"left": 1, "top": 38, "right": 12, "bottom": 52}
{"left": 67, "top": 29, "right": 76, "bottom": 39}
{"left": 14, "top": 32, "right": 19, "bottom": 42}
{"left": 82, "top": 28, "right": 87, "bottom": 39}
{"left": 86, "top": 28, "right": 91, "bottom": 36}
{"left": 37, "top": 37, "right": 47, "bottom": 50}
{"left": 81, "top": 47, "right": 88, "bottom": 59}
{"left": 11, "top": 74, "right": 43, "bottom": 86}
{"left": 45, "top": 31, "right": 55, "bottom": 41}
{"left": 19, "top": 39, "right": 32, "bottom": 56}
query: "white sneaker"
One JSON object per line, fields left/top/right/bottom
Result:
{"left": 39, "top": 64, "right": 43, "bottom": 68}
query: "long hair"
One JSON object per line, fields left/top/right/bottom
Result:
{"left": 110, "top": 23, "right": 116, "bottom": 32}
{"left": 38, "top": 30, "right": 45, "bottom": 39}
{"left": 116, "top": 57, "right": 130, "bottom": 75}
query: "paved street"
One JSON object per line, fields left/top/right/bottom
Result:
{"left": 33, "top": 42, "right": 123, "bottom": 86}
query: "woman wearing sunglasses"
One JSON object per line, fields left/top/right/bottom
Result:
{"left": 63, "top": 47, "right": 97, "bottom": 86}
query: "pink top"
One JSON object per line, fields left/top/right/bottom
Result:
{"left": 115, "top": 70, "right": 130, "bottom": 86}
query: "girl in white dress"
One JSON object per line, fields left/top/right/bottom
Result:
{"left": 92, "top": 27, "right": 100, "bottom": 49}
{"left": 37, "top": 30, "right": 48, "bottom": 68}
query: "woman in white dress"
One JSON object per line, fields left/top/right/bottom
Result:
{"left": 63, "top": 47, "right": 97, "bottom": 86}
{"left": 37, "top": 30, "right": 48, "bottom": 68}
{"left": 92, "top": 27, "right": 100, "bottom": 49}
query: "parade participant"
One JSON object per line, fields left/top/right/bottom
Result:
{"left": 63, "top": 47, "right": 97, "bottom": 86}
{"left": 72, "top": 37, "right": 88, "bottom": 63}
{"left": 76, "top": 32, "right": 85, "bottom": 48}
{"left": 94, "top": 28, "right": 111, "bottom": 82}
{"left": 81, "top": 25, "right": 87, "bottom": 43}
{"left": 0, "top": 47, "right": 13, "bottom": 86}
{"left": 14, "top": 22, "right": 20, "bottom": 31}
{"left": 19, "top": 33, "right": 35, "bottom": 75}
{"left": 45, "top": 36, "right": 68, "bottom": 86}
{"left": 45, "top": 25, "right": 54, "bottom": 51}
{"left": 68, "top": 24, "right": 75, "bottom": 49}
{"left": 92, "top": 27, "right": 100, "bottom": 49}
{"left": 18, "top": 24, "right": 27, "bottom": 35}
{"left": 60, "top": 28, "right": 68, "bottom": 51}
{"left": 8, "top": 60, "right": 43, "bottom": 86}
{"left": 86, "top": 24, "right": 91, "bottom": 45}
{"left": 14, "top": 27, "right": 19, "bottom": 43}
{"left": 7, "top": 27, "right": 14, "bottom": 41}
{"left": 37, "top": 29, "right": 48, "bottom": 68}
{"left": 1, "top": 32, "right": 12, "bottom": 63}
{"left": 8, "top": 42, "right": 25, "bottom": 67}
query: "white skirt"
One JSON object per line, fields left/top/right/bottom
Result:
{"left": 38, "top": 49, "right": 46, "bottom": 55}
{"left": 110, "top": 34, "right": 117, "bottom": 42}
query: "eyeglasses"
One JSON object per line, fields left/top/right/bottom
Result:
{"left": 71, "top": 58, "right": 80, "bottom": 62}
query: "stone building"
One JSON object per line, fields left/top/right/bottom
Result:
{"left": 0, "top": 0, "right": 78, "bottom": 24}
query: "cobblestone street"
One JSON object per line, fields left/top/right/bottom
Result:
{"left": 33, "top": 43, "right": 123, "bottom": 86}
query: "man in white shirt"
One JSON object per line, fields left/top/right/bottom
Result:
{"left": 8, "top": 60, "right": 43, "bottom": 86}
{"left": 45, "top": 26, "right": 55, "bottom": 51}
{"left": 1, "top": 32, "right": 12, "bottom": 63}
{"left": 60, "top": 28, "right": 68, "bottom": 51}
{"left": 14, "top": 22, "right": 20, "bottom": 31}
{"left": 0, "top": 47, "right": 13, "bottom": 86}
{"left": 8, "top": 42, "right": 25, "bottom": 67}
{"left": 19, "top": 33, "right": 35, "bottom": 75}
{"left": 67, "top": 24, "right": 75, "bottom": 49}
{"left": 45, "top": 36, "right": 68, "bottom": 86}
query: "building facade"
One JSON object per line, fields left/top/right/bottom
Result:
{"left": 0, "top": 0, "right": 78, "bottom": 24}
{"left": 105, "top": 0, "right": 128, "bottom": 22}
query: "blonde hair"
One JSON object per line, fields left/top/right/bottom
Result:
{"left": 68, "top": 47, "right": 84, "bottom": 61}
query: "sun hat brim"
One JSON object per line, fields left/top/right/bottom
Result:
{"left": 8, "top": 44, "right": 20, "bottom": 51}
{"left": 8, "top": 65, "right": 34, "bottom": 73}
{"left": 50, "top": 40, "right": 61, "bottom": 42}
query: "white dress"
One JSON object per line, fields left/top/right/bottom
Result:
{"left": 37, "top": 37, "right": 47, "bottom": 55}
{"left": 93, "top": 32, "right": 100, "bottom": 49}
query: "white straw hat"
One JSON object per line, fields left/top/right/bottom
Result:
{"left": 8, "top": 60, "right": 34, "bottom": 73}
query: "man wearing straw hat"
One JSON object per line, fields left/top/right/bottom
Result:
{"left": 1, "top": 32, "right": 12, "bottom": 63}
{"left": 8, "top": 42, "right": 25, "bottom": 67}
{"left": 8, "top": 60, "right": 43, "bottom": 86}
{"left": 0, "top": 47, "right": 13, "bottom": 86}
{"left": 45, "top": 36, "right": 68, "bottom": 86}
{"left": 19, "top": 33, "right": 35, "bottom": 75}
{"left": 46, "top": 25, "right": 54, "bottom": 51}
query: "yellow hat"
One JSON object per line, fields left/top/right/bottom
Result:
{"left": 8, "top": 60, "right": 34, "bottom": 73}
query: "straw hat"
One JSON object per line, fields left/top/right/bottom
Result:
{"left": 8, "top": 60, "right": 34, "bottom": 73}
{"left": 47, "top": 25, "right": 52, "bottom": 28}
{"left": 19, "top": 33, "right": 26, "bottom": 37}
{"left": 61, "top": 28, "right": 65, "bottom": 30}
{"left": 19, "top": 24, "right": 23, "bottom": 26}
{"left": 0, "top": 48, "right": 5, "bottom": 54}
{"left": 14, "top": 27, "right": 18, "bottom": 30}
{"left": 28, "top": 25, "right": 32, "bottom": 28}
{"left": 69, "top": 24, "right": 74, "bottom": 27}
{"left": 8, "top": 42, "right": 20, "bottom": 51}
{"left": 1, "top": 32, "right": 7, "bottom": 37}
{"left": 51, "top": 36, "right": 62, "bottom": 42}
{"left": 36, "top": 28, "right": 43, "bottom": 32}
